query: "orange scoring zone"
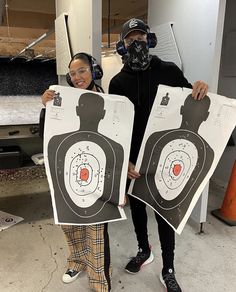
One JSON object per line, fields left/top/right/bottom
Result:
{"left": 80, "top": 168, "right": 89, "bottom": 181}
{"left": 173, "top": 164, "right": 182, "bottom": 176}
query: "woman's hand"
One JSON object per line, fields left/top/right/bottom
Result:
{"left": 128, "top": 161, "right": 140, "bottom": 180}
{"left": 41, "top": 89, "right": 55, "bottom": 106}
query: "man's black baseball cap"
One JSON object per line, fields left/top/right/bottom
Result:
{"left": 121, "top": 18, "right": 150, "bottom": 40}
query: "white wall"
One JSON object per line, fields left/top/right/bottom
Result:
{"left": 67, "top": 0, "right": 102, "bottom": 63}
{"left": 101, "top": 54, "right": 123, "bottom": 93}
{"left": 148, "top": 0, "right": 225, "bottom": 92}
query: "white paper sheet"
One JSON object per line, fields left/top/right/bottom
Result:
{"left": 150, "top": 22, "right": 182, "bottom": 69}
{"left": 129, "top": 85, "right": 236, "bottom": 234}
{"left": 55, "top": 13, "right": 72, "bottom": 75}
{"left": 44, "top": 85, "right": 134, "bottom": 225}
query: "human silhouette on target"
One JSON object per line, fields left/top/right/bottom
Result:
{"left": 47, "top": 92, "right": 124, "bottom": 224}
{"left": 131, "top": 93, "right": 214, "bottom": 229}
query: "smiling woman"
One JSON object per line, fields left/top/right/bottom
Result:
{"left": 40, "top": 51, "right": 112, "bottom": 292}
{"left": 68, "top": 59, "right": 92, "bottom": 90}
{"left": 67, "top": 52, "right": 103, "bottom": 89}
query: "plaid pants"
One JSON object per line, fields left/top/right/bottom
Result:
{"left": 61, "top": 223, "right": 112, "bottom": 292}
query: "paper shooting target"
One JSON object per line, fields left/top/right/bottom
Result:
{"left": 64, "top": 141, "right": 106, "bottom": 208}
{"left": 155, "top": 139, "right": 198, "bottom": 200}
{"left": 49, "top": 130, "right": 122, "bottom": 219}
{"left": 135, "top": 129, "right": 209, "bottom": 212}
{"left": 45, "top": 88, "right": 132, "bottom": 225}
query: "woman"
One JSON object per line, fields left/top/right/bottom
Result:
{"left": 41, "top": 53, "right": 111, "bottom": 292}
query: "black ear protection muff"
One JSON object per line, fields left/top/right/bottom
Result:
{"left": 147, "top": 32, "right": 158, "bottom": 49}
{"left": 66, "top": 72, "right": 74, "bottom": 87}
{"left": 116, "top": 32, "right": 157, "bottom": 56}
{"left": 66, "top": 52, "right": 103, "bottom": 87}
{"left": 84, "top": 53, "right": 103, "bottom": 80}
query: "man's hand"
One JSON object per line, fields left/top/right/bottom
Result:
{"left": 119, "top": 195, "right": 128, "bottom": 207}
{"left": 191, "top": 80, "right": 208, "bottom": 100}
{"left": 128, "top": 161, "right": 140, "bottom": 180}
{"left": 41, "top": 89, "right": 55, "bottom": 106}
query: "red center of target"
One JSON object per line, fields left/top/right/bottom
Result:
{"left": 173, "top": 164, "right": 182, "bottom": 176}
{"left": 80, "top": 168, "right": 89, "bottom": 181}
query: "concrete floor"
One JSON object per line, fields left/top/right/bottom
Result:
{"left": 0, "top": 176, "right": 235, "bottom": 292}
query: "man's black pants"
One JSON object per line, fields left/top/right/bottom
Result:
{"left": 128, "top": 195, "right": 175, "bottom": 272}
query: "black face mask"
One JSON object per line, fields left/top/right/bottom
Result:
{"left": 126, "top": 40, "right": 152, "bottom": 71}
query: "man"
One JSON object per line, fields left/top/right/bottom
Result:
{"left": 109, "top": 18, "right": 208, "bottom": 292}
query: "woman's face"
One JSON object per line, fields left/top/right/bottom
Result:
{"left": 69, "top": 59, "right": 92, "bottom": 89}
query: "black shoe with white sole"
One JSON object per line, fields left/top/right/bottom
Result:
{"left": 125, "top": 249, "right": 154, "bottom": 274}
{"left": 160, "top": 268, "right": 182, "bottom": 292}
{"left": 62, "top": 269, "right": 81, "bottom": 283}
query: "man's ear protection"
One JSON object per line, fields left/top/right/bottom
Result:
{"left": 66, "top": 52, "right": 103, "bottom": 87}
{"left": 116, "top": 32, "right": 157, "bottom": 56}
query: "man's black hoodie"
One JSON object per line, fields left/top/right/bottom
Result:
{"left": 109, "top": 55, "right": 192, "bottom": 163}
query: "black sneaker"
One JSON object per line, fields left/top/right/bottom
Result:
{"left": 125, "top": 249, "right": 154, "bottom": 274}
{"left": 160, "top": 268, "right": 182, "bottom": 292}
{"left": 62, "top": 269, "right": 81, "bottom": 283}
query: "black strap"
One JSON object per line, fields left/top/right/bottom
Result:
{"left": 95, "top": 84, "right": 105, "bottom": 93}
{"left": 39, "top": 108, "right": 46, "bottom": 139}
